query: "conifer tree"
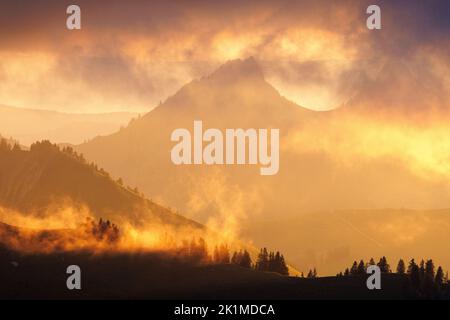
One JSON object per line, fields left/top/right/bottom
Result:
{"left": 357, "top": 260, "right": 366, "bottom": 274}
{"left": 377, "top": 256, "right": 390, "bottom": 273}
{"left": 425, "top": 259, "right": 435, "bottom": 279}
{"left": 396, "top": 259, "right": 406, "bottom": 274}
{"left": 350, "top": 261, "right": 358, "bottom": 275}
{"left": 366, "top": 258, "right": 376, "bottom": 269}
{"left": 268, "top": 251, "right": 275, "bottom": 271}
{"left": 307, "top": 269, "right": 315, "bottom": 278}
{"left": 240, "top": 250, "right": 252, "bottom": 269}
{"left": 419, "top": 259, "right": 425, "bottom": 278}
{"left": 435, "top": 266, "right": 444, "bottom": 287}
{"left": 408, "top": 259, "right": 421, "bottom": 290}
{"left": 407, "top": 258, "right": 417, "bottom": 274}
{"left": 278, "top": 254, "right": 289, "bottom": 275}
{"left": 255, "top": 248, "right": 269, "bottom": 271}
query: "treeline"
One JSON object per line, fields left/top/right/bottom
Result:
{"left": 255, "top": 248, "right": 289, "bottom": 275}
{"left": 338, "top": 256, "right": 448, "bottom": 299}
{"left": 339, "top": 256, "right": 391, "bottom": 276}
{"left": 404, "top": 258, "right": 447, "bottom": 298}
{"left": 298, "top": 268, "right": 318, "bottom": 279}
{"left": 180, "top": 239, "right": 289, "bottom": 275}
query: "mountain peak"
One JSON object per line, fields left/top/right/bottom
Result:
{"left": 207, "top": 57, "right": 264, "bottom": 82}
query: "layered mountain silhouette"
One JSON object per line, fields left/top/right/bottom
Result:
{"left": 76, "top": 58, "right": 325, "bottom": 220}
{"left": 73, "top": 57, "right": 450, "bottom": 274}
{"left": 144, "top": 57, "right": 315, "bottom": 128}
{"left": 76, "top": 57, "right": 450, "bottom": 217}
{"left": 0, "top": 105, "right": 137, "bottom": 146}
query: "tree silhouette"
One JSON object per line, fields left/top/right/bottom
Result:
{"left": 275, "top": 252, "right": 289, "bottom": 275}
{"left": 307, "top": 269, "right": 317, "bottom": 278}
{"left": 419, "top": 259, "right": 426, "bottom": 279}
{"left": 240, "top": 250, "right": 252, "bottom": 269}
{"left": 425, "top": 259, "right": 435, "bottom": 279}
{"left": 231, "top": 249, "right": 253, "bottom": 269}
{"left": 407, "top": 258, "right": 421, "bottom": 293}
{"left": 357, "top": 260, "right": 365, "bottom": 274}
{"left": 350, "top": 261, "right": 358, "bottom": 275}
{"left": 422, "top": 259, "right": 437, "bottom": 298}
{"left": 396, "top": 259, "right": 406, "bottom": 274}
{"left": 435, "top": 266, "right": 444, "bottom": 287}
{"left": 377, "top": 256, "right": 390, "bottom": 273}
{"left": 213, "top": 244, "right": 230, "bottom": 264}
{"left": 407, "top": 258, "right": 417, "bottom": 274}
{"left": 254, "top": 248, "right": 289, "bottom": 275}
{"left": 255, "top": 248, "right": 269, "bottom": 272}
{"left": 189, "top": 237, "right": 209, "bottom": 262}
{"left": 268, "top": 251, "right": 275, "bottom": 271}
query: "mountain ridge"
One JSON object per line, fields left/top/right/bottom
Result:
{"left": 0, "top": 139, "right": 202, "bottom": 230}
{"left": 0, "top": 104, "right": 138, "bottom": 146}
{"left": 75, "top": 57, "right": 319, "bottom": 223}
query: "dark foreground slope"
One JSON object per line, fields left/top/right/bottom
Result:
{"left": 0, "top": 221, "right": 442, "bottom": 300}
{"left": 0, "top": 245, "right": 421, "bottom": 300}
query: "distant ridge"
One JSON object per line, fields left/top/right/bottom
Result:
{"left": 0, "top": 104, "right": 138, "bottom": 146}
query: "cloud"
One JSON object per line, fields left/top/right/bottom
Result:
{"left": 0, "top": 0, "right": 448, "bottom": 112}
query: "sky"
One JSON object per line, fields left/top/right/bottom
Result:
{"left": 0, "top": 0, "right": 448, "bottom": 113}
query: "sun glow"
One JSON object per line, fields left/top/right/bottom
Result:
{"left": 285, "top": 114, "right": 450, "bottom": 180}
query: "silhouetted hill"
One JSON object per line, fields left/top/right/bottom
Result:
{"left": 0, "top": 140, "right": 202, "bottom": 229}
